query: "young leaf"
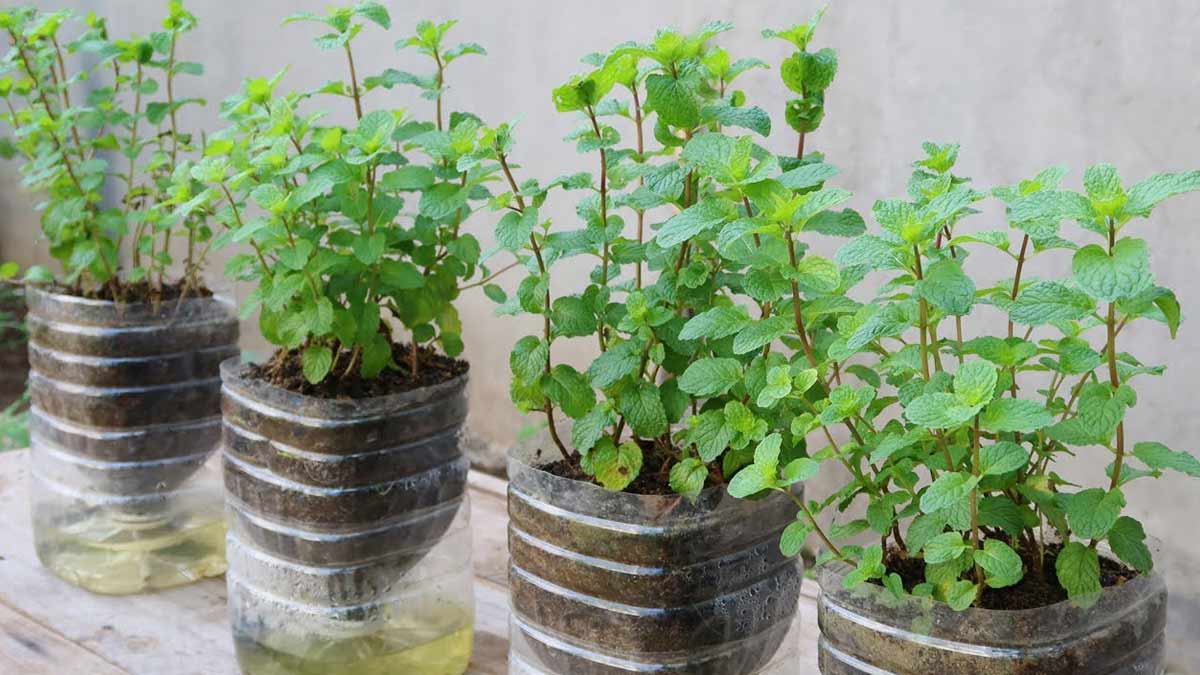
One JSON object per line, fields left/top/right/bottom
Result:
{"left": 669, "top": 457, "right": 708, "bottom": 499}
{"left": 301, "top": 345, "right": 334, "bottom": 384}
{"left": 974, "top": 539, "right": 1023, "bottom": 589}
{"left": 779, "top": 519, "right": 814, "bottom": 557}
{"left": 1056, "top": 541, "right": 1101, "bottom": 600}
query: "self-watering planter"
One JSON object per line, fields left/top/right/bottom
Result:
{"left": 816, "top": 562, "right": 1167, "bottom": 675}
{"left": 0, "top": 287, "right": 29, "bottom": 408}
{"left": 506, "top": 449, "right": 804, "bottom": 675}
{"left": 220, "top": 360, "right": 475, "bottom": 675}
{"left": 25, "top": 285, "right": 238, "bottom": 594}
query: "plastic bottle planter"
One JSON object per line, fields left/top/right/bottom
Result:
{"left": 817, "top": 562, "right": 1167, "bottom": 674}
{"left": 220, "top": 361, "right": 475, "bottom": 675}
{"left": 507, "top": 449, "right": 804, "bottom": 675}
{"left": 25, "top": 286, "right": 238, "bottom": 594}
{"left": 0, "top": 287, "right": 29, "bottom": 408}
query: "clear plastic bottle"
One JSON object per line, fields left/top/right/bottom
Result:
{"left": 26, "top": 286, "right": 238, "bottom": 594}
{"left": 221, "top": 360, "right": 475, "bottom": 675}
{"left": 506, "top": 446, "right": 803, "bottom": 675}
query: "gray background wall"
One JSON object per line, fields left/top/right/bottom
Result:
{"left": 2, "top": 0, "right": 1198, "bottom": 664}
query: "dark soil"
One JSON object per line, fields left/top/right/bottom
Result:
{"left": 48, "top": 279, "right": 213, "bottom": 303}
{"left": 538, "top": 440, "right": 721, "bottom": 496}
{"left": 880, "top": 541, "right": 1138, "bottom": 610}
{"left": 248, "top": 343, "right": 468, "bottom": 399}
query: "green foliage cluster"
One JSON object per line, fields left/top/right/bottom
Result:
{"left": 738, "top": 143, "right": 1200, "bottom": 609}
{"left": 187, "top": 3, "right": 500, "bottom": 384}
{"left": 492, "top": 11, "right": 861, "bottom": 497}
{"left": 0, "top": 2, "right": 212, "bottom": 299}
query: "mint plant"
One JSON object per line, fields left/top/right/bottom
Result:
{"left": 744, "top": 139, "right": 1200, "bottom": 609}
{"left": 0, "top": 2, "right": 213, "bottom": 301}
{"left": 493, "top": 12, "right": 863, "bottom": 500}
{"left": 189, "top": 4, "right": 499, "bottom": 386}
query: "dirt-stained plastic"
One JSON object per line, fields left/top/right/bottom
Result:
{"left": 0, "top": 287, "right": 29, "bottom": 408}
{"left": 25, "top": 285, "right": 238, "bottom": 594}
{"left": 817, "top": 560, "right": 1167, "bottom": 674}
{"left": 220, "top": 360, "right": 474, "bottom": 675}
{"left": 507, "top": 446, "right": 803, "bottom": 675}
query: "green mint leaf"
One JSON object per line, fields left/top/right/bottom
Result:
{"left": 974, "top": 540, "right": 1024, "bottom": 589}
{"left": 656, "top": 196, "right": 732, "bottom": 247}
{"left": 686, "top": 410, "right": 736, "bottom": 462}
{"left": 1056, "top": 541, "right": 1101, "bottom": 601}
{"left": 791, "top": 255, "right": 841, "bottom": 293}
{"left": 778, "top": 162, "right": 839, "bottom": 190}
{"left": 572, "top": 404, "right": 616, "bottom": 453}
{"left": 905, "top": 392, "right": 980, "bottom": 429}
{"left": 510, "top": 336, "right": 548, "bottom": 381}
{"left": 732, "top": 316, "right": 791, "bottom": 355}
{"left": 923, "top": 531, "right": 969, "bottom": 564}
{"left": 1107, "top": 516, "right": 1153, "bottom": 574}
{"left": 905, "top": 512, "right": 949, "bottom": 554}
{"left": 1122, "top": 170, "right": 1200, "bottom": 217}
{"left": 592, "top": 440, "right": 643, "bottom": 491}
{"left": 1072, "top": 238, "right": 1153, "bottom": 302}
{"left": 942, "top": 580, "right": 978, "bottom": 611}
{"left": 669, "top": 458, "right": 708, "bottom": 499}
{"left": 727, "top": 462, "right": 774, "bottom": 498}
{"left": 979, "top": 399, "right": 1054, "bottom": 434}
{"left": 779, "top": 519, "right": 814, "bottom": 557}
{"left": 953, "top": 360, "right": 999, "bottom": 407}
{"left": 352, "top": 233, "right": 386, "bottom": 265}
{"left": 301, "top": 345, "right": 333, "bottom": 384}
{"left": 645, "top": 73, "right": 700, "bottom": 129}
{"left": 1131, "top": 441, "right": 1200, "bottom": 477}
{"left": 920, "top": 472, "right": 981, "bottom": 514}
{"left": 550, "top": 296, "right": 597, "bottom": 338}
{"left": 978, "top": 441, "right": 1030, "bottom": 476}
{"left": 541, "top": 364, "right": 595, "bottom": 419}
{"left": 587, "top": 340, "right": 642, "bottom": 389}
{"left": 679, "top": 305, "right": 751, "bottom": 341}
{"left": 916, "top": 259, "right": 975, "bottom": 316}
{"left": 1010, "top": 281, "right": 1096, "bottom": 326}
{"left": 1082, "top": 163, "right": 1126, "bottom": 215}
{"left": 806, "top": 209, "right": 866, "bottom": 237}
{"left": 618, "top": 380, "right": 668, "bottom": 438}
{"left": 1064, "top": 488, "right": 1125, "bottom": 540}
{"left": 962, "top": 336, "right": 1038, "bottom": 368}
{"left": 678, "top": 357, "right": 743, "bottom": 397}
{"left": 781, "top": 457, "right": 819, "bottom": 484}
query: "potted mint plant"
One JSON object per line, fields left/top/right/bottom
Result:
{"left": 195, "top": 6, "right": 494, "bottom": 673}
{"left": 0, "top": 3, "right": 238, "bottom": 595}
{"left": 744, "top": 142, "right": 1198, "bottom": 673}
{"left": 498, "top": 14, "right": 856, "bottom": 674}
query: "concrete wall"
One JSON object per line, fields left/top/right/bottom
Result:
{"left": 3, "top": 0, "right": 1199, "bottom": 662}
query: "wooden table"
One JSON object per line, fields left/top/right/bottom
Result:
{"left": 0, "top": 449, "right": 820, "bottom": 673}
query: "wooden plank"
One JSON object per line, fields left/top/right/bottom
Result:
{"left": 0, "top": 602, "right": 128, "bottom": 675}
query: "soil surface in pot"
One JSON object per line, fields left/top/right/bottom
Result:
{"left": 879, "top": 541, "right": 1138, "bottom": 610}
{"left": 250, "top": 343, "right": 468, "bottom": 399}
{"left": 537, "top": 440, "right": 723, "bottom": 496}
{"left": 50, "top": 279, "right": 213, "bottom": 303}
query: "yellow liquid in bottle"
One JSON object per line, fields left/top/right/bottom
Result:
{"left": 34, "top": 508, "right": 227, "bottom": 595}
{"left": 235, "top": 609, "right": 474, "bottom": 675}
